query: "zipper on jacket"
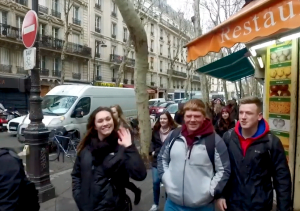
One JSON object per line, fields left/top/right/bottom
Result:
{"left": 182, "top": 146, "right": 189, "bottom": 206}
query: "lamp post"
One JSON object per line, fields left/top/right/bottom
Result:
{"left": 92, "top": 40, "right": 106, "bottom": 84}
{"left": 23, "top": 0, "right": 55, "bottom": 202}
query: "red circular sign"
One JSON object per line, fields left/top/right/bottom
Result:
{"left": 22, "top": 10, "right": 39, "bottom": 48}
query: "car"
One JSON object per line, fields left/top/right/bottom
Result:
{"left": 166, "top": 103, "right": 178, "bottom": 119}
{"left": 149, "top": 101, "right": 175, "bottom": 118}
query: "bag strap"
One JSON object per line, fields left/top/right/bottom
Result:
{"left": 205, "top": 133, "right": 216, "bottom": 173}
{"left": 168, "top": 127, "right": 182, "bottom": 151}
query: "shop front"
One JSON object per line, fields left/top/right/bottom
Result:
{"left": 0, "top": 75, "right": 30, "bottom": 114}
{"left": 120, "top": 84, "right": 158, "bottom": 99}
{"left": 185, "top": 0, "right": 300, "bottom": 209}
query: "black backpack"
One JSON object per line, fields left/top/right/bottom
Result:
{"left": 0, "top": 148, "right": 40, "bottom": 211}
{"left": 167, "top": 128, "right": 216, "bottom": 172}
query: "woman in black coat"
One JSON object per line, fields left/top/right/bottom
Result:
{"left": 71, "top": 107, "right": 147, "bottom": 211}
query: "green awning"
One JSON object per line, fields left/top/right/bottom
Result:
{"left": 195, "top": 48, "right": 254, "bottom": 82}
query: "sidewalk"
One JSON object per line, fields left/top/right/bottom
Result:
{"left": 41, "top": 169, "right": 165, "bottom": 211}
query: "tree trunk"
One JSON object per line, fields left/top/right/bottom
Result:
{"left": 114, "top": 0, "right": 151, "bottom": 167}
{"left": 222, "top": 80, "right": 228, "bottom": 102}
{"left": 116, "top": 38, "right": 132, "bottom": 87}
{"left": 234, "top": 81, "right": 239, "bottom": 101}
{"left": 244, "top": 77, "right": 250, "bottom": 97}
{"left": 184, "top": 70, "right": 191, "bottom": 98}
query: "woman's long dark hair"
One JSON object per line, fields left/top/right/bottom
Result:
{"left": 218, "top": 107, "right": 232, "bottom": 130}
{"left": 77, "top": 107, "right": 118, "bottom": 154}
{"left": 153, "top": 111, "right": 178, "bottom": 132}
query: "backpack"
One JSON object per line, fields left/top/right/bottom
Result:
{"left": 167, "top": 128, "right": 216, "bottom": 172}
{"left": 0, "top": 148, "right": 40, "bottom": 211}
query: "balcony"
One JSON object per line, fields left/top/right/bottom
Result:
{"left": 51, "top": 9, "right": 61, "bottom": 19}
{"left": 72, "top": 18, "right": 81, "bottom": 26}
{"left": 0, "top": 64, "right": 12, "bottom": 73}
{"left": 15, "top": 0, "right": 27, "bottom": 6}
{"left": 67, "top": 43, "right": 92, "bottom": 57}
{"left": 95, "top": 3, "right": 101, "bottom": 10}
{"left": 96, "top": 75, "right": 102, "bottom": 81}
{"left": 193, "top": 75, "right": 200, "bottom": 81}
{"left": 72, "top": 72, "right": 81, "bottom": 79}
{"left": 110, "top": 54, "right": 135, "bottom": 66}
{"left": 151, "top": 82, "right": 155, "bottom": 86}
{"left": 0, "top": 24, "right": 21, "bottom": 40}
{"left": 131, "top": 79, "right": 134, "bottom": 84}
{"left": 40, "top": 69, "right": 49, "bottom": 76}
{"left": 126, "top": 58, "right": 135, "bottom": 66}
{"left": 111, "top": 34, "right": 116, "bottom": 39}
{"left": 123, "top": 79, "right": 128, "bottom": 84}
{"left": 111, "top": 12, "right": 117, "bottom": 17}
{"left": 167, "top": 69, "right": 187, "bottom": 78}
{"left": 160, "top": 19, "right": 181, "bottom": 34}
{"left": 112, "top": 78, "right": 116, "bottom": 82}
{"left": 17, "top": 66, "right": 27, "bottom": 74}
{"left": 40, "top": 36, "right": 63, "bottom": 50}
{"left": 95, "top": 27, "right": 101, "bottom": 33}
{"left": 39, "top": 5, "right": 48, "bottom": 14}
{"left": 52, "top": 70, "right": 61, "bottom": 77}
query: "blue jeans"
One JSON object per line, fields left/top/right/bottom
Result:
{"left": 152, "top": 167, "right": 161, "bottom": 205}
{"left": 164, "top": 199, "right": 215, "bottom": 211}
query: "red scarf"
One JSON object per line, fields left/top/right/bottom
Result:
{"left": 181, "top": 118, "right": 214, "bottom": 147}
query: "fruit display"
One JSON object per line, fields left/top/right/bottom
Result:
{"left": 269, "top": 66, "right": 291, "bottom": 79}
{"left": 270, "top": 48, "right": 291, "bottom": 64}
{"left": 269, "top": 84, "right": 291, "bottom": 97}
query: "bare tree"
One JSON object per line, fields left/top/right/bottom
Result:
{"left": 60, "top": 0, "right": 74, "bottom": 84}
{"left": 115, "top": 0, "right": 158, "bottom": 87}
{"left": 114, "top": 0, "right": 152, "bottom": 166}
{"left": 192, "top": 0, "right": 209, "bottom": 104}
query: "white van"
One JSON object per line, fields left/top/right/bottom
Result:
{"left": 15, "top": 85, "right": 137, "bottom": 142}
{"left": 149, "top": 98, "right": 166, "bottom": 107}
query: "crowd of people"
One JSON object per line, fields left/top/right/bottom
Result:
{"left": 0, "top": 97, "right": 292, "bottom": 211}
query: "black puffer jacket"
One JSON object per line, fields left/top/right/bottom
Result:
{"left": 71, "top": 133, "right": 147, "bottom": 211}
{"left": 222, "top": 129, "right": 292, "bottom": 211}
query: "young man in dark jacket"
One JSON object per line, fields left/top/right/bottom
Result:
{"left": 217, "top": 96, "right": 292, "bottom": 211}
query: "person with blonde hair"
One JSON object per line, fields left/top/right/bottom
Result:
{"left": 157, "top": 99, "right": 231, "bottom": 211}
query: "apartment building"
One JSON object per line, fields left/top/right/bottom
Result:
{"left": 88, "top": 0, "right": 201, "bottom": 99}
{"left": 0, "top": 0, "right": 91, "bottom": 97}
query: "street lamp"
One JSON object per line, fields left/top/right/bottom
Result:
{"left": 92, "top": 40, "right": 107, "bottom": 84}
{"left": 23, "top": 0, "right": 55, "bottom": 202}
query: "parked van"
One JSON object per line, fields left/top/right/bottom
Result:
{"left": 149, "top": 98, "right": 166, "bottom": 107}
{"left": 15, "top": 85, "right": 137, "bottom": 142}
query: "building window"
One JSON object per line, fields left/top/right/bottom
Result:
{"left": 111, "top": 45, "right": 116, "bottom": 55}
{"left": 150, "top": 40, "right": 154, "bottom": 50}
{"left": 0, "top": 47, "right": 10, "bottom": 65}
{"left": 95, "top": 16, "right": 101, "bottom": 33}
{"left": 96, "top": 65, "right": 101, "bottom": 76}
{"left": 168, "top": 48, "right": 170, "bottom": 57}
{"left": 123, "top": 28, "right": 128, "bottom": 41}
{"left": 52, "top": 0, "right": 59, "bottom": 11}
{"left": 131, "top": 51, "right": 134, "bottom": 59}
{"left": 181, "top": 67, "right": 183, "bottom": 72}
{"left": 41, "top": 56, "right": 46, "bottom": 69}
{"left": 160, "top": 44, "right": 162, "bottom": 54}
{"left": 16, "top": 16, "right": 24, "bottom": 29}
{"left": 39, "top": 24, "right": 46, "bottom": 36}
{"left": 73, "top": 7, "right": 79, "bottom": 19}
{"left": 52, "top": 27, "right": 59, "bottom": 38}
{"left": 73, "top": 34, "right": 80, "bottom": 44}
{"left": 54, "top": 58, "right": 60, "bottom": 70}
{"left": 173, "top": 50, "right": 175, "bottom": 58}
{"left": 95, "top": 0, "right": 101, "bottom": 8}
{"left": 111, "top": 23, "right": 116, "bottom": 38}
{"left": 0, "top": 11, "right": 7, "bottom": 24}
{"left": 160, "top": 61, "right": 163, "bottom": 70}
{"left": 111, "top": 1, "right": 117, "bottom": 16}
{"left": 151, "top": 24, "right": 154, "bottom": 35}
{"left": 95, "top": 41, "right": 101, "bottom": 57}
{"left": 160, "top": 28, "right": 163, "bottom": 37}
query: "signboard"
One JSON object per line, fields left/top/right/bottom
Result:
{"left": 23, "top": 47, "right": 36, "bottom": 70}
{"left": 22, "top": 10, "right": 38, "bottom": 48}
{"left": 265, "top": 41, "right": 295, "bottom": 161}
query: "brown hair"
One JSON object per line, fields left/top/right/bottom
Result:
{"left": 240, "top": 96, "right": 263, "bottom": 113}
{"left": 183, "top": 99, "right": 206, "bottom": 116}
{"left": 77, "top": 107, "right": 118, "bottom": 154}
{"left": 214, "top": 104, "right": 222, "bottom": 114}
{"left": 153, "top": 111, "right": 178, "bottom": 131}
{"left": 110, "top": 104, "right": 132, "bottom": 130}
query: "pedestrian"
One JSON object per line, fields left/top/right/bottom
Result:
{"left": 214, "top": 107, "right": 236, "bottom": 137}
{"left": 174, "top": 102, "right": 184, "bottom": 125}
{"left": 149, "top": 111, "right": 178, "bottom": 211}
{"left": 110, "top": 104, "right": 142, "bottom": 205}
{"left": 157, "top": 99, "right": 231, "bottom": 211}
{"left": 212, "top": 103, "right": 222, "bottom": 125}
{"left": 216, "top": 96, "right": 292, "bottom": 211}
{"left": 0, "top": 148, "right": 40, "bottom": 211}
{"left": 71, "top": 107, "right": 147, "bottom": 211}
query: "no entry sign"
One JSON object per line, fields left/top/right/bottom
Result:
{"left": 22, "top": 10, "right": 38, "bottom": 48}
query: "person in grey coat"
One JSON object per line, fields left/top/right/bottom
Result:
{"left": 157, "top": 99, "right": 231, "bottom": 211}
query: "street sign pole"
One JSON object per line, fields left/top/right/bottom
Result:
{"left": 23, "top": 1, "right": 55, "bottom": 202}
